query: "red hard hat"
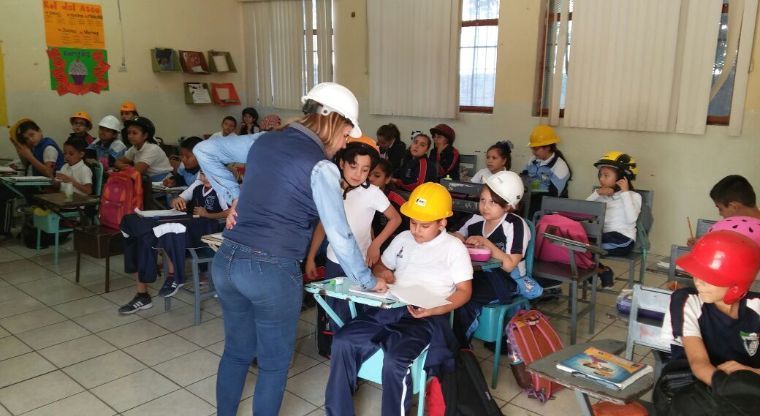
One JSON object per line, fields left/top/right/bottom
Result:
{"left": 676, "top": 230, "right": 760, "bottom": 304}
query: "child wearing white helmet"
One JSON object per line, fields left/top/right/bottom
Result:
{"left": 453, "top": 170, "right": 543, "bottom": 347}
{"left": 587, "top": 151, "right": 642, "bottom": 288}
{"left": 87, "top": 115, "right": 126, "bottom": 170}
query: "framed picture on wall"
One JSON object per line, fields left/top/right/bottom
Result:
{"left": 210, "top": 82, "right": 241, "bottom": 106}
{"left": 151, "top": 48, "right": 179, "bottom": 72}
{"left": 184, "top": 82, "right": 212, "bottom": 104}
{"left": 179, "top": 50, "right": 209, "bottom": 74}
{"left": 207, "top": 50, "right": 237, "bottom": 73}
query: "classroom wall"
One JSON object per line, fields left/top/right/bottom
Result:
{"left": 0, "top": 0, "right": 245, "bottom": 157}
{"left": 330, "top": 0, "right": 760, "bottom": 256}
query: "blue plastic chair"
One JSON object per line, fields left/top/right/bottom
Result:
{"left": 471, "top": 219, "right": 536, "bottom": 388}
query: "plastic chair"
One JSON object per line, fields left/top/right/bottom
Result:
{"left": 601, "top": 189, "right": 654, "bottom": 288}
{"left": 163, "top": 246, "right": 217, "bottom": 325}
{"left": 532, "top": 196, "right": 607, "bottom": 344}
{"left": 624, "top": 284, "right": 672, "bottom": 379}
{"left": 356, "top": 347, "right": 429, "bottom": 416}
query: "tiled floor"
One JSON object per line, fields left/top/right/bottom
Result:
{"left": 0, "top": 235, "right": 669, "bottom": 415}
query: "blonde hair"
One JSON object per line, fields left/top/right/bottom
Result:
{"left": 295, "top": 112, "right": 351, "bottom": 149}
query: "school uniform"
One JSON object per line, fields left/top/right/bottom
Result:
{"left": 522, "top": 152, "right": 571, "bottom": 220}
{"left": 380, "top": 139, "right": 406, "bottom": 174}
{"left": 470, "top": 167, "right": 506, "bottom": 184}
{"left": 393, "top": 154, "right": 435, "bottom": 192}
{"left": 175, "top": 162, "right": 200, "bottom": 186}
{"left": 58, "top": 160, "right": 93, "bottom": 195}
{"left": 433, "top": 145, "right": 461, "bottom": 181}
{"left": 87, "top": 138, "right": 126, "bottom": 170}
{"left": 30, "top": 137, "right": 64, "bottom": 175}
{"left": 325, "top": 231, "right": 473, "bottom": 416}
{"left": 179, "top": 180, "right": 229, "bottom": 212}
{"left": 123, "top": 142, "right": 173, "bottom": 181}
{"left": 586, "top": 190, "right": 642, "bottom": 256}
{"left": 453, "top": 213, "right": 533, "bottom": 346}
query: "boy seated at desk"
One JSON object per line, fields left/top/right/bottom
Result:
{"left": 164, "top": 136, "right": 202, "bottom": 187}
{"left": 325, "top": 182, "right": 472, "bottom": 416}
{"left": 55, "top": 136, "right": 93, "bottom": 196}
{"left": 118, "top": 171, "right": 228, "bottom": 314}
{"left": 657, "top": 230, "right": 760, "bottom": 416}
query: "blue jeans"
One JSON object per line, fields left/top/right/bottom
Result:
{"left": 212, "top": 239, "right": 303, "bottom": 416}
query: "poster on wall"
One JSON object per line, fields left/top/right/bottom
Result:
{"left": 42, "top": 0, "right": 109, "bottom": 95}
{"left": 47, "top": 47, "right": 109, "bottom": 95}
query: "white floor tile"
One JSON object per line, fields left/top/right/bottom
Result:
{"left": 186, "top": 372, "right": 256, "bottom": 407}
{"left": 38, "top": 334, "right": 116, "bottom": 368}
{"left": 52, "top": 296, "right": 117, "bottom": 319}
{"left": 153, "top": 349, "right": 220, "bottom": 386}
{"left": 0, "top": 371, "right": 83, "bottom": 415}
{"left": 17, "top": 320, "right": 90, "bottom": 350}
{"left": 96, "top": 319, "right": 168, "bottom": 348}
{"left": 123, "top": 333, "right": 201, "bottom": 367}
{"left": 285, "top": 363, "right": 331, "bottom": 407}
{"left": 0, "top": 335, "right": 31, "bottom": 361}
{"left": 72, "top": 308, "right": 141, "bottom": 333}
{"left": 0, "top": 352, "right": 56, "bottom": 388}
{"left": 0, "top": 307, "right": 65, "bottom": 334}
{"left": 90, "top": 368, "right": 179, "bottom": 413}
{"left": 19, "top": 391, "right": 115, "bottom": 416}
{"left": 175, "top": 318, "right": 225, "bottom": 347}
{"left": 121, "top": 389, "right": 215, "bottom": 416}
{"left": 63, "top": 350, "right": 146, "bottom": 389}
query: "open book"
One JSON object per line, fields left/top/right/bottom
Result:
{"left": 556, "top": 347, "right": 652, "bottom": 390}
{"left": 349, "top": 284, "right": 452, "bottom": 309}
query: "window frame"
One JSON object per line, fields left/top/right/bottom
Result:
{"left": 459, "top": 11, "right": 499, "bottom": 113}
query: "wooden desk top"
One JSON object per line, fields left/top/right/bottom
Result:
{"left": 527, "top": 339, "right": 654, "bottom": 405}
{"left": 33, "top": 193, "right": 100, "bottom": 209}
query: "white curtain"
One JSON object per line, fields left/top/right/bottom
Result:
{"left": 563, "top": 0, "right": 683, "bottom": 132}
{"left": 242, "top": 0, "right": 333, "bottom": 110}
{"left": 367, "top": 0, "right": 460, "bottom": 118}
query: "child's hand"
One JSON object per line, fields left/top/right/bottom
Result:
{"left": 376, "top": 269, "right": 395, "bottom": 284}
{"left": 14, "top": 144, "right": 33, "bottom": 162}
{"left": 686, "top": 237, "right": 696, "bottom": 247}
{"left": 371, "top": 279, "right": 388, "bottom": 293}
{"left": 451, "top": 232, "right": 466, "bottom": 242}
{"left": 163, "top": 177, "right": 176, "bottom": 187}
{"left": 304, "top": 258, "right": 318, "bottom": 280}
{"left": 171, "top": 198, "right": 186, "bottom": 211}
{"left": 55, "top": 173, "right": 72, "bottom": 183}
{"left": 597, "top": 187, "right": 615, "bottom": 197}
{"left": 717, "top": 360, "right": 753, "bottom": 374}
{"left": 365, "top": 243, "right": 381, "bottom": 267}
{"left": 193, "top": 207, "right": 209, "bottom": 218}
{"left": 616, "top": 177, "right": 630, "bottom": 192}
{"left": 407, "top": 305, "right": 434, "bottom": 319}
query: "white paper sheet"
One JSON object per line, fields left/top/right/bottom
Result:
{"left": 212, "top": 54, "right": 229, "bottom": 72}
{"left": 387, "top": 284, "right": 451, "bottom": 309}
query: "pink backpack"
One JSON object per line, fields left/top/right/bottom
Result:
{"left": 99, "top": 169, "right": 143, "bottom": 230}
{"left": 534, "top": 213, "right": 595, "bottom": 269}
{"left": 507, "top": 310, "right": 564, "bottom": 402}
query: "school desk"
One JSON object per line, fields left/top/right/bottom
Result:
{"left": 0, "top": 176, "right": 53, "bottom": 198}
{"left": 527, "top": 339, "right": 655, "bottom": 416}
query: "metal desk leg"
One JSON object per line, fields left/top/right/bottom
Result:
{"left": 574, "top": 390, "right": 594, "bottom": 416}
{"left": 313, "top": 293, "right": 344, "bottom": 328}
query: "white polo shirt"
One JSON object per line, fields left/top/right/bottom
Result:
{"left": 59, "top": 160, "right": 92, "bottom": 195}
{"left": 123, "top": 142, "right": 173, "bottom": 178}
{"left": 327, "top": 184, "right": 390, "bottom": 264}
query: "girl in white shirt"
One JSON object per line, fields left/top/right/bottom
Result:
{"left": 470, "top": 140, "right": 513, "bottom": 184}
{"left": 586, "top": 151, "right": 642, "bottom": 287}
{"left": 114, "top": 116, "right": 172, "bottom": 181}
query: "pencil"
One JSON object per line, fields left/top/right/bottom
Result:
{"left": 687, "top": 216, "right": 694, "bottom": 240}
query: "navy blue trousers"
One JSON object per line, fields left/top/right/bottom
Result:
{"left": 325, "top": 308, "right": 442, "bottom": 416}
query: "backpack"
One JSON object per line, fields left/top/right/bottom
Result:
{"left": 534, "top": 213, "right": 595, "bottom": 269}
{"left": 506, "top": 310, "right": 564, "bottom": 402}
{"left": 99, "top": 168, "right": 143, "bottom": 230}
{"left": 425, "top": 349, "right": 503, "bottom": 416}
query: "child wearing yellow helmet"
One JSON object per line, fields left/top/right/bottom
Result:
{"left": 68, "top": 111, "right": 94, "bottom": 145}
{"left": 325, "top": 182, "right": 473, "bottom": 416}
{"left": 521, "top": 124, "right": 572, "bottom": 219}
{"left": 587, "top": 151, "right": 642, "bottom": 287}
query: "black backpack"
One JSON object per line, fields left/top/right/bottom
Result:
{"left": 427, "top": 349, "right": 503, "bottom": 416}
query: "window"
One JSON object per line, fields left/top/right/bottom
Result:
{"left": 303, "top": 0, "right": 335, "bottom": 91}
{"left": 460, "top": 0, "right": 500, "bottom": 113}
{"left": 536, "top": 0, "right": 734, "bottom": 125}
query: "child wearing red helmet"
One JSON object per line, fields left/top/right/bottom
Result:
{"left": 657, "top": 231, "right": 760, "bottom": 415}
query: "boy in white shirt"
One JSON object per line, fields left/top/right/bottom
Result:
{"left": 55, "top": 136, "right": 93, "bottom": 196}
{"left": 325, "top": 182, "right": 473, "bottom": 416}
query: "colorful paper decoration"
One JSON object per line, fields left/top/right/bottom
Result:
{"left": 47, "top": 47, "right": 109, "bottom": 95}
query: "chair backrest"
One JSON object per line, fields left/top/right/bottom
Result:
{"left": 624, "top": 284, "right": 672, "bottom": 360}
{"left": 534, "top": 196, "right": 606, "bottom": 245}
{"left": 440, "top": 179, "right": 482, "bottom": 198}
{"left": 84, "top": 158, "right": 105, "bottom": 196}
{"left": 695, "top": 218, "right": 717, "bottom": 238}
{"left": 525, "top": 218, "right": 536, "bottom": 277}
{"left": 634, "top": 189, "right": 653, "bottom": 252}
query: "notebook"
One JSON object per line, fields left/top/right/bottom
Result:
{"left": 556, "top": 347, "right": 652, "bottom": 390}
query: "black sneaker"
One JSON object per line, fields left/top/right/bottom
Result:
{"left": 159, "top": 279, "right": 184, "bottom": 298}
{"left": 118, "top": 294, "right": 152, "bottom": 315}
{"left": 599, "top": 267, "right": 615, "bottom": 288}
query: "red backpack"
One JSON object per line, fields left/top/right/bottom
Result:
{"left": 506, "top": 310, "right": 564, "bottom": 402}
{"left": 534, "top": 213, "right": 595, "bottom": 269}
{"left": 99, "top": 168, "right": 143, "bottom": 230}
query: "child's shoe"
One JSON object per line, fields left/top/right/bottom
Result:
{"left": 159, "top": 277, "right": 184, "bottom": 298}
{"left": 599, "top": 266, "right": 615, "bottom": 288}
{"left": 118, "top": 293, "right": 152, "bottom": 315}
{"left": 514, "top": 275, "right": 544, "bottom": 299}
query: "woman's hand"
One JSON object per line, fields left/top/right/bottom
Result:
{"left": 365, "top": 243, "right": 381, "bottom": 267}
{"left": 226, "top": 199, "right": 239, "bottom": 229}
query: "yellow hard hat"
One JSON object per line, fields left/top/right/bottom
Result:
{"left": 120, "top": 101, "right": 137, "bottom": 112}
{"left": 400, "top": 182, "right": 453, "bottom": 222}
{"left": 594, "top": 151, "right": 638, "bottom": 180}
{"left": 9, "top": 118, "right": 32, "bottom": 145}
{"left": 70, "top": 111, "right": 92, "bottom": 128}
{"left": 528, "top": 125, "right": 559, "bottom": 147}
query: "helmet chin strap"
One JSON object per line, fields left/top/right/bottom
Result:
{"left": 340, "top": 171, "right": 370, "bottom": 200}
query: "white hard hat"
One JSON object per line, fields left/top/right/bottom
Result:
{"left": 485, "top": 171, "right": 525, "bottom": 208}
{"left": 98, "top": 115, "right": 123, "bottom": 132}
{"left": 301, "top": 82, "right": 361, "bottom": 138}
